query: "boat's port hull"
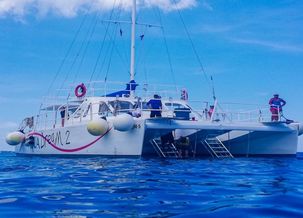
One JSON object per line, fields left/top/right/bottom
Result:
{"left": 15, "top": 119, "right": 146, "bottom": 156}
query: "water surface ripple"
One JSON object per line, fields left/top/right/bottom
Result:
{"left": 0, "top": 151, "right": 302, "bottom": 217}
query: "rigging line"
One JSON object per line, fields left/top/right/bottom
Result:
{"left": 73, "top": 12, "right": 102, "bottom": 85}
{"left": 156, "top": 8, "right": 178, "bottom": 92}
{"left": 142, "top": 31, "right": 149, "bottom": 85}
{"left": 99, "top": 22, "right": 129, "bottom": 72}
{"left": 98, "top": 4, "right": 124, "bottom": 82}
{"left": 137, "top": 27, "right": 158, "bottom": 84}
{"left": 45, "top": 12, "right": 89, "bottom": 97}
{"left": 134, "top": 4, "right": 144, "bottom": 70}
{"left": 136, "top": 25, "right": 148, "bottom": 68}
{"left": 171, "top": 0, "right": 212, "bottom": 89}
{"left": 104, "top": 33, "right": 118, "bottom": 82}
{"left": 95, "top": 8, "right": 122, "bottom": 81}
{"left": 95, "top": 27, "right": 116, "bottom": 81}
{"left": 88, "top": 22, "right": 112, "bottom": 82}
{"left": 57, "top": 13, "right": 98, "bottom": 96}
{"left": 104, "top": 15, "right": 121, "bottom": 82}
{"left": 120, "top": 26, "right": 131, "bottom": 71}
{"left": 138, "top": 35, "right": 158, "bottom": 84}
{"left": 89, "top": 0, "right": 118, "bottom": 82}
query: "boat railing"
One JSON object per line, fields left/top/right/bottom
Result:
{"left": 32, "top": 99, "right": 276, "bottom": 131}
{"left": 51, "top": 80, "right": 182, "bottom": 102}
{"left": 187, "top": 100, "right": 274, "bottom": 123}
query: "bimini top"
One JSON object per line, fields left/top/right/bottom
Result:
{"left": 105, "top": 80, "right": 138, "bottom": 97}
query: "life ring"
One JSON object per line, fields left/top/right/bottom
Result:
{"left": 75, "top": 83, "right": 87, "bottom": 98}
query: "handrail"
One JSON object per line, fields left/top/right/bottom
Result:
{"left": 30, "top": 94, "right": 279, "bottom": 132}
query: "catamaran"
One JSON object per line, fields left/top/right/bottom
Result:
{"left": 6, "top": 0, "right": 303, "bottom": 158}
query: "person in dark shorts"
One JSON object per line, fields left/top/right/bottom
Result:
{"left": 147, "top": 94, "right": 162, "bottom": 118}
{"left": 177, "top": 136, "right": 190, "bottom": 158}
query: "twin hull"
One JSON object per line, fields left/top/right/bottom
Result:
{"left": 15, "top": 119, "right": 300, "bottom": 157}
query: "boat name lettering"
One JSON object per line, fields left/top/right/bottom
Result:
{"left": 134, "top": 124, "right": 141, "bottom": 129}
{"left": 65, "top": 130, "right": 71, "bottom": 145}
{"left": 37, "top": 130, "right": 71, "bottom": 149}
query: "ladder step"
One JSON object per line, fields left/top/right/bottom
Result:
{"left": 211, "top": 149, "right": 226, "bottom": 152}
{"left": 165, "top": 152, "right": 178, "bottom": 155}
{"left": 151, "top": 139, "right": 180, "bottom": 159}
{"left": 204, "top": 137, "right": 233, "bottom": 159}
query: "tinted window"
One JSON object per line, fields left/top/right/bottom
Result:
{"left": 109, "top": 101, "right": 133, "bottom": 112}
{"left": 99, "top": 102, "right": 110, "bottom": 116}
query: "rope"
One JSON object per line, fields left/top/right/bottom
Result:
{"left": 96, "top": 5, "right": 123, "bottom": 82}
{"left": 104, "top": 15, "right": 121, "bottom": 82}
{"left": 57, "top": 13, "right": 99, "bottom": 96}
{"left": 73, "top": 12, "right": 102, "bottom": 84}
{"left": 136, "top": 25, "right": 148, "bottom": 68}
{"left": 89, "top": 0, "right": 118, "bottom": 82}
{"left": 45, "top": 12, "right": 89, "bottom": 97}
{"left": 171, "top": 0, "right": 212, "bottom": 91}
{"left": 156, "top": 8, "right": 177, "bottom": 91}
{"left": 94, "top": 30, "right": 115, "bottom": 81}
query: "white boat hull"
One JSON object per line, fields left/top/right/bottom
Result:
{"left": 16, "top": 120, "right": 146, "bottom": 157}
{"left": 15, "top": 118, "right": 301, "bottom": 157}
{"left": 142, "top": 119, "right": 300, "bottom": 157}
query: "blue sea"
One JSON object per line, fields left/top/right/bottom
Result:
{"left": 0, "top": 152, "right": 303, "bottom": 217}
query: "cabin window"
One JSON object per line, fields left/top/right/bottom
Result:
{"left": 99, "top": 102, "right": 110, "bottom": 116}
{"left": 165, "top": 103, "right": 187, "bottom": 110}
{"left": 109, "top": 100, "right": 133, "bottom": 114}
{"left": 68, "top": 105, "right": 79, "bottom": 114}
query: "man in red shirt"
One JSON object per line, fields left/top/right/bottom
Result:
{"left": 269, "top": 94, "right": 286, "bottom": 121}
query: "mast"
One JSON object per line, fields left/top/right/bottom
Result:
{"left": 130, "top": 0, "right": 136, "bottom": 96}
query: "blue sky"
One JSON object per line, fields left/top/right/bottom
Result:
{"left": 1, "top": 0, "right": 303, "bottom": 150}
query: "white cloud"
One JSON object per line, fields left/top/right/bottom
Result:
{"left": 0, "top": 0, "right": 197, "bottom": 18}
{"left": 200, "top": 24, "right": 234, "bottom": 33}
{"left": 231, "top": 38, "right": 303, "bottom": 53}
{"left": 0, "top": 121, "right": 19, "bottom": 130}
{"left": 201, "top": 0, "right": 213, "bottom": 11}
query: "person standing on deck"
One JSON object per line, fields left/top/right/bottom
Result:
{"left": 269, "top": 94, "right": 286, "bottom": 121}
{"left": 147, "top": 94, "right": 162, "bottom": 118}
{"left": 208, "top": 105, "right": 215, "bottom": 119}
{"left": 60, "top": 106, "right": 66, "bottom": 127}
{"left": 180, "top": 88, "right": 188, "bottom": 101}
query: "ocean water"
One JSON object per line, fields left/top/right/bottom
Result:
{"left": 0, "top": 152, "right": 302, "bottom": 217}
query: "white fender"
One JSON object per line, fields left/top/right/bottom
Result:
{"left": 113, "top": 114, "right": 135, "bottom": 132}
{"left": 6, "top": 131, "right": 25, "bottom": 146}
{"left": 87, "top": 119, "right": 109, "bottom": 136}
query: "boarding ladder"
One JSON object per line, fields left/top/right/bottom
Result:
{"left": 150, "top": 139, "right": 179, "bottom": 158}
{"left": 203, "top": 136, "right": 234, "bottom": 159}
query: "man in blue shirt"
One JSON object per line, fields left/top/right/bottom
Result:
{"left": 147, "top": 94, "right": 162, "bottom": 118}
{"left": 269, "top": 94, "right": 286, "bottom": 121}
